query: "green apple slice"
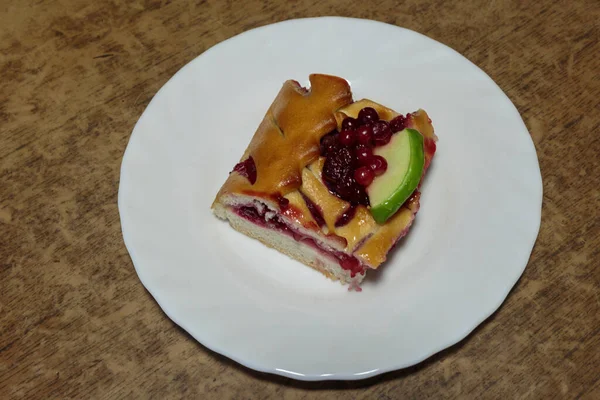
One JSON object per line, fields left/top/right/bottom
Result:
{"left": 368, "top": 129, "right": 424, "bottom": 224}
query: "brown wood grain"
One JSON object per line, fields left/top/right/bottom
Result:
{"left": 1, "top": 0, "right": 599, "bottom": 398}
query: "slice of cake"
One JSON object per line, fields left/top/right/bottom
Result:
{"left": 212, "top": 74, "right": 437, "bottom": 289}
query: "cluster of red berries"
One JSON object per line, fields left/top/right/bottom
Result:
{"left": 321, "top": 107, "right": 410, "bottom": 204}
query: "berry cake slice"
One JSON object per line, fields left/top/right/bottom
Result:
{"left": 212, "top": 74, "right": 437, "bottom": 289}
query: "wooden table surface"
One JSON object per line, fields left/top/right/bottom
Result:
{"left": 1, "top": 0, "right": 599, "bottom": 398}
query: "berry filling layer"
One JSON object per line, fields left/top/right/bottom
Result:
{"left": 234, "top": 203, "right": 366, "bottom": 278}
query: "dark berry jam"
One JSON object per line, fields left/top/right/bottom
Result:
{"left": 232, "top": 156, "right": 257, "bottom": 184}
{"left": 272, "top": 193, "right": 289, "bottom": 211}
{"left": 335, "top": 205, "right": 357, "bottom": 228}
{"left": 234, "top": 202, "right": 365, "bottom": 277}
{"left": 300, "top": 192, "right": 326, "bottom": 228}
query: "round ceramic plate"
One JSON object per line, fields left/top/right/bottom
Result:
{"left": 119, "top": 17, "right": 542, "bottom": 380}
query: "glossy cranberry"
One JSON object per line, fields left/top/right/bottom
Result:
{"left": 368, "top": 155, "right": 388, "bottom": 176}
{"left": 320, "top": 133, "right": 339, "bottom": 155}
{"left": 354, "top": 166, "right": 374, "bottom": 186}
{"left": 356, "top": 125, "right": 373, "bottom": 145}
{"left": 232, "top": 156, "right": 257, "bottom": 184}
{"left": 354, "top": 144, "right": 373, "bottom": 165}
{"left": 372, "top": 121, "right": 392, "bottom": 146}
{"left": 341, "top": 117, "right": 359, "bottom": 131}
{"left": 338, "top": 129, "right": 356, "bottom": 146}
{"left": 358, "top": 107, "right": 379, "bottom": 125}
{"left": 373, "top": 130, "right": 392, "bottom": 147}
{"left": 390, "top": 115, "right": 407, "bottom": 133}
{"left": 372, "top": 120, "right": 390, "bottom": 133}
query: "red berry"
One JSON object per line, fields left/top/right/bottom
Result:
{"left": 354, "top": 144, "right": 373, "bottom": 165}
{"left": 358, "top": 107, "right": 379, "bottom": 125}
{"left": 342, "top": 117, "right": 359, "bottom": 131}
{"left": 356, "top": 125, "right": 373, "bottom": 145}
{"left": 372, "top": 121, "right": 392, "bottom": 146}
{"left": 338, "top": 129, "right": 356, "bottom": 146}
{"left": 368, "top": 155, "right": 388, "bottom": 176}
{"left": 390, "top": 115, "right": 406, "bottom": 133}
{"left": 354, "top": 166, "right": 374, "bottom": 186}
{"left": 373, "top": 131, "right": 391, "bottom": 146}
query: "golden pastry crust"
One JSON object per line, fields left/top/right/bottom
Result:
{"left": 214, "top": 74, "right": 353, "bottom": 199}
{"left": 213, "top": 75, "right": 437, "bottom": 270}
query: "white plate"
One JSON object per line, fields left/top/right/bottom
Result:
{"left": 119, "top": 17, "right": 542, "bottom": 380}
